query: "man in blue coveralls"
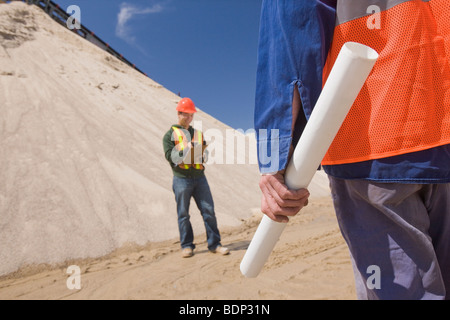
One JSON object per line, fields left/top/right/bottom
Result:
{"left": 254, "top": 0, "right": 450, "bottom": 299}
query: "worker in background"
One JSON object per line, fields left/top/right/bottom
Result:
{"left": 255, "top": 0, "right": 450, "bottom": 299}
{"left": 163, "top": 97, "right": 229, "bottom": 258}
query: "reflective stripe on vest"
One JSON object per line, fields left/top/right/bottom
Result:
{"left": 321, "top": 0, "right": 450, "bottom": 166}
{"left": 193, "top": 130, "right": 203, "bottom": 170}
{"left": 172, "top": 127, "right": 204, "bottom": 170}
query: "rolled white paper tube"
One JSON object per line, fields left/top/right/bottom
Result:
{"left": 240, "top": 42, "right": 379, "bottom": 278}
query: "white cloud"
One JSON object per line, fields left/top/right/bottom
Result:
{"left": 116, "top": 2, "right": 164, "bottom": 43}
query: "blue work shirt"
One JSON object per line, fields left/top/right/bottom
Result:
{"left": 254, "top": 0, "right": 450, "bottom": 183}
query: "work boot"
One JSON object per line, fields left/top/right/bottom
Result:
{"left": 181, "top": 247, "right": 194, "bottom": 258}
{"left": 210, "top": 245, "right": 230, "bottom": 255}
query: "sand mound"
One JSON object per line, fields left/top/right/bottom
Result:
{"left": 0, "top": 4, "right": 37, "bottom": 49}
{"left": 0, "top": 2, "right": 270, "bottom": 276}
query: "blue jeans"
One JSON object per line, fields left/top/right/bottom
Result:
{"left": 172, "top": 175, "right": 221, "bottom": 251}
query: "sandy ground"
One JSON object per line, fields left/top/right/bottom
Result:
{"left": 0, "top": 196, "right": 356, "bottom": 300}
{"left": 0, "top": 2, "right": 356, "bottom": 300}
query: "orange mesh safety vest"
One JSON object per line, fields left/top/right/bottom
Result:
{"left": 322, "top": 0, "right": 450, "bottom": 166}
{"left": 172, "top": 126, "right": 205, "bottom": 170}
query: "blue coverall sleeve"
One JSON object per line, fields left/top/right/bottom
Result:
{"left": 254, "top": 0, "right": 336, "bottom": 174}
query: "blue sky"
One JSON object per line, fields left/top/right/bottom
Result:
{"left": 54, "top": 0, "right": 263, "bottom": 130}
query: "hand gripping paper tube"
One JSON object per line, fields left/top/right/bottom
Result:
{"left": 240, "top": 42, "right": 379, "bottom": 278}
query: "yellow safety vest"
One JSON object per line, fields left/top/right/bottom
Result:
{"left": 172, "top": 126, "right": 205, "bottom": 170}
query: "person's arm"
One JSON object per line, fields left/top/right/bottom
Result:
{"left": 163, "top": 130, "right": 175, "bottom": 164}
{"left": 255, "top": 0, "right": 336, "bottom": 221}
{"left": 259, "top": 84, "right": 309, "bottom": 223}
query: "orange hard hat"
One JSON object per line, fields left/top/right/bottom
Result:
{"left": 176, "top": 97, "right": 197, "bottom": 113}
